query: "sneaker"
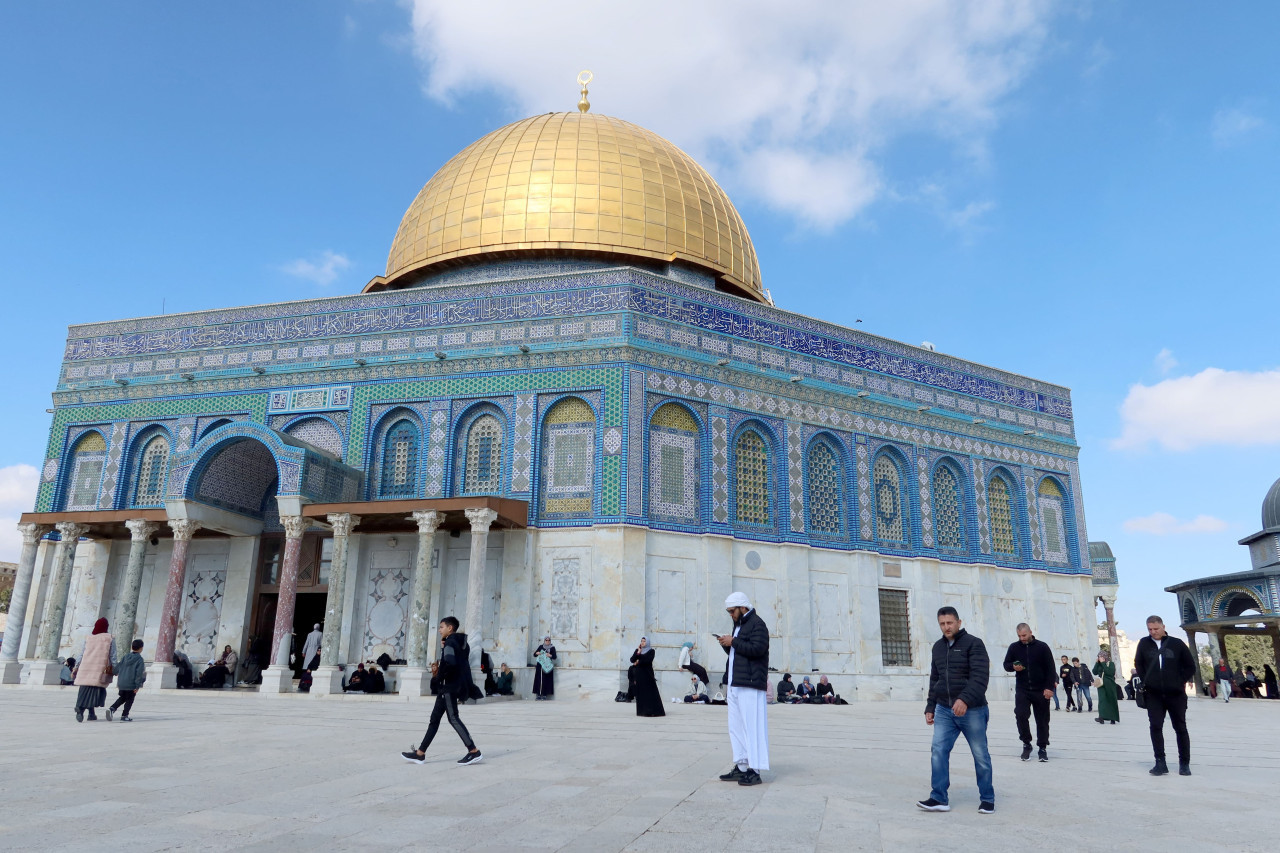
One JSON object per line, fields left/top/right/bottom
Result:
{"left": 1178, "top": 763, "right": 1191, "bottom": 776}
{"left": 105, "top": 708, "right": 114, "bottom": 722}
{"left": 75, "top": 710, "right": 84, "bottom": 723}
{"left": 1020, "top": 744, "right": 1032, "bottom": 761}
{"left": 401, "top": 751, "right": 426, "bottom": 765}
{"left": 457, "top": 751, "right": 483, "bottom": 766}
{"left": 916, "top": 798, "right": 949, "bottom": 812}
{"left": 719, "top": 766, "right": 747, "bottom": 782}
{"left": 120, "top": 716, "right": 133, "bottom": 722}
{"left": 1038, "top": 749, "right": 1048, "bottom": 763}
{"left": 978, "top": 802, "right": 995, "bottom": 814}
{"left": 1149, "top": 760, "right": 1169, "bottom": 776}
{"left": 737, "top": 769, "right": 762, "bottom": 786}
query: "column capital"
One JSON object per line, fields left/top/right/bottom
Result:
{"left": 281, "top": 514, "right": 309, "bottom": 540}
{"left": 55, "top": 521, "right": 89, "bottom": 542}
{"left": 326, "top": 513, "right": 360, "bottom": 538}
{"left": 167, "top": 518, "right": 202, "bottom": 541}
{"left": 1098, "top": 594, "right": 1117, "bottom": 609}
{"left": 464, "top": 507, "right": 499, "bottom": 533}
{"left": 410, "top": 509, "right": 443, "bottom": 535}
{"left": 17, "top": 522, "right": 52, "bottom": 545}
{"left": 125, "top": 518, "right": 161, "bottom": 542}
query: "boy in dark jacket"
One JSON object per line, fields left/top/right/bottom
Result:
{"left": 108, "top": 639, "right": 147, "bottom": 721}
{"left": 1003, "top": 624, "right": 1055, "bottom": 762}
{"left": 1134, "top": 615, "right": 1196, "bottom": 776}
{"left": 917, "top": 607, "right": 994, "bottom": 815}
{"left": 402, "top": 616, "right": 482, "bottom": 766}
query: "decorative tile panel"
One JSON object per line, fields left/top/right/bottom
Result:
{"left": 786, "top": 423, "right": 804, "bottom": 532}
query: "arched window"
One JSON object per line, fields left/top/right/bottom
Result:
{"left": 379, "top": 419, "right": 419, "bottom": 498}
{"left": 734, "top": 429, "right": 770, "bottom": 525}
{"left": 932, "top": 464, "right": 965, "bottom": 550}
{"left": 463, "top": 414, "right": 503, "bottom": 495}
{"left": 873, "top": 453, "right": 906, "bottom": 543}
{"left": 133, "top": 435, "right": 170, "bottom": 507}
{"left": 540, "top": 398, "right": 596, "bottom": 518}
{"left": 988, "top": 473, "right": 1017, "bottom": 555}
{"left": 65, "top": 431, "right": 107, "bottom": 510}
{"left": 1037, "top": 478, "right": 1069, "bottom": 564}
{"left": 649, "top": 403, "right": 699, "bottom": 523}
{"left": 805, "top": 440, "right": 842, "bottom": 535}
{"left": 1181, "top": 597, "right": 1198, "bottom": 625}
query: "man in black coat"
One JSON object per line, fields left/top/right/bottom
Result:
{"left": 717, "top": 591, "right": 770, "bottom": 787}
{"left": 1133, "top": 614, "right": 1196, "bottom": 776}
{"left": 1003, "top": 623, "right": 1055, "bottom": 762}
{"left": 917, "top": 607, "right": 994, "bottom": 815}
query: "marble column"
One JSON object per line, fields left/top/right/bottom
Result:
{"left": 312, "top": 513, "right": 358, "bottom": 696}
{"left": 1186, "top": 630, "right": 1207, "bottom": 696}
{"left": 36, "top": 522, "right": 90, "bottom": 661}
{"left": 0, "top": 522, "right": 51, "bottom": 683}
{"left": 399, "top": 510, "right": 443, "bottom": 699}
{"left": 113, "top": 519, "right": 159, "bottom": 660}
{"left": 154, "top": 519, "right": 202, "bottom": 664}
{"left": 463, "top": 507, "right": 499, "bottom": 668}
{"left": 261, "top": 515, "right": 308, "bottom": 695}
{"left": 1099, "top": 594, "right": 1120, "bottom": 671}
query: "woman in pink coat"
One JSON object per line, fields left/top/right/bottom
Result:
{"left": 73, "top": 618, "right": 118, "bottom": 722}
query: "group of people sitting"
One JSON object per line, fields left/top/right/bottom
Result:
{"left": 1207, "top": 660, "right": 1278, "bottom": 700}
{"left": 340, "top": 662, "right": 387, "bottom": 693}
{"left": 772, "top": 673, "right": 842, "bottom": 704}
{"left": 482, "top": 656, "right": 515, "bottom": 696}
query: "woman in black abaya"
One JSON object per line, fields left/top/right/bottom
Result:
{"left": 630, "top": 637, "right": 665, "bottom": 717}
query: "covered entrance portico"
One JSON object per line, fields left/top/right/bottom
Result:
{"left": 1167, "top": 569, "right": 1280, "bottom": 697}
{"left": 297, "top": 496, "right": 527, "bottom": 698}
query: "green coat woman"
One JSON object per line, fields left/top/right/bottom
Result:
{"left": 1092, "top": 653, "right": 1120, "bottom": 723}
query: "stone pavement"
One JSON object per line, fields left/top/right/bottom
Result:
{"left": 0, "top": 688, "right": 1275, "bottom": 852}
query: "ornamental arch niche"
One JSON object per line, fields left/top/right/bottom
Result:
{"left": 187, "top": 437, "right": 281, "bottom": 519}
{"left": 1181, "top": 597, "right": 1199, "bottom": 625}
{"left": 1213, "top": 587, "right": 1267, "bottom": 620}
{"left": 60, "top": 429, "right": 108, "bottom": 511}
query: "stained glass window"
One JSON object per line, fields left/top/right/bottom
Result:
{"left": 873, "top": 454, "right": 904, "bottom": 542}
{"left": 988, "top": 474, "right": 1017, "bottom": 555}
{"left": 806, "top": 441, "right": 842, "bottom": 535}
{"left": 463, "top": 414, "right": 503, "bottom": 494}
{"left": 133, "top": 435, "right": 170, "bottom": 506}
{"left": 649, "top": 403, "right": 698, "bottom": 522}
{"left": 735, "top": 429, "right": 770, "bottom": 525}
{"left": 66, "top": 432, "right": 107, "bottom": 510}
{"left": 379, "top": 419, "right": 419, "bottom": 498}
{"left": 879, "top": 588, "right": 912, "bottom": 666}
{"left": 1037, "top": 478, "right": 1068, "bottom": 564}
{"left": 932, "top": 464, "right": 964, "bottom": 550}
{"left": 541, "top": 398, "right": 595, "bottom": 517}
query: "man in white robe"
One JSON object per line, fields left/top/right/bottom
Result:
{"left": 301, "top": 623, "right": 324, "bottom": 670}
{"left": 717, "top": 591, "right": 770, "bottom": 786}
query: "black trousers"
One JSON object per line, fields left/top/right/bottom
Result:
{"left": 1145, "top": 690, "right": 1190, "bottom": 762}
{"left": 682, "top": 662, "right": 709, "bottom": 685}
{"left": 419, "top": 691, "right": 475, "bottom": 752}
{"left": 109, "top": 689, "right": 137, "bottom": 716}
{"left": 1014, "top": 689, "right": 1051, "bottom": 747}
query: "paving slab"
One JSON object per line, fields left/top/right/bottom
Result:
{"left": 0, "top": 688, "right": 1276, "bottom": 852}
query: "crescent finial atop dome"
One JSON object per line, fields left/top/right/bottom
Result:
{"left": 577, "top": 70, "right": 593, "bottom": 113}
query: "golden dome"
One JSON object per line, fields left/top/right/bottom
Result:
{"left": 371, "top": 111, "right": 764, "bottom": 301}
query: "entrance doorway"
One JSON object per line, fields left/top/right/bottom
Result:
{"left": 294, "top": 593, "right": 328, "bottom": 671}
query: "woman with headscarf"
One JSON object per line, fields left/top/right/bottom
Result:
{"left": 796, "top": 675, "right": 816, "bottom": 703}
{"left": 73, "top": 618, "right": 117, "bottom": 722}
{"left": 678, "top": 640, "right": 709, "bottom": 686}
{"left": 533, "top": 636, "right": 556, "bottom": 700}
{"left": 1264, "top": 664, "right": 1279, "bottom": 699}
{"left": 629, "top": 637, "right": 665, "bottom": 717}
{"left": 1092, "top": 650, "right": 1120, "bottom": 724}
{"left": 815, "top": 674, "right": 836, "bottom": 704}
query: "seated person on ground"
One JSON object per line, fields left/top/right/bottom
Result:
{"left": 60, "top": 657, "right": 76, "bottom": 685}
{"left": 776, "top": 673, "right": 796, "bottom": 703}
{"left": 297, "top": 668, "right": 313, "bottom": 692}
{"left": 492, "top": 663, "right": 514, "bottom": 696}
{"left": 344, "top": 663, "right": 367, "bottom": 692}
{"left": 363, "top": 663, "right": 386, "bottom": 694}
{"left": 173, "top": 650, "right": 194, "bottom": 688}
{"left": 796, "top": 676, "right": 816, "bottom": 703}
{"left": 198, "top": 658, "right": 230, "bottom": 688}
{"left": 766, "top": 678, "right": 776, "bottom": 704}
{"left": 815, "top": 675, "right": 836, "bottom": 704}
{"left": 684, "top": 676, "right": 709, "bottom": 703}
{"left": 1242, "top": 666, "right": 1261, "bottom": 698}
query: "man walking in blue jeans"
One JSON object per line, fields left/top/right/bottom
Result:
{"left": 917, "top": 607, "right": 994, "bottom": 814}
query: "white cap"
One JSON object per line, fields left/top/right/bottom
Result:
{"left": 724, "top": 591, "right": 751, "bottom": 609}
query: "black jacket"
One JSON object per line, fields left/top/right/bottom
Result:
{"left": 1003, "top": 637, "right": 1055, "bottom": 693}
{"left": 1059, "top": 663, "right": 1073, "bottom": 687}
{"left": 431, "top": 632, "right": 475, "bottom": 696}
{"left": 1073, "top": 664, "right": 1092, "bottom": 688}
{"left": 926, "top": 628, "right": 989, "bottom": 714}
{"left": 1134, "top": 634, "right": 1195, "bottom": 695}
{"left": 721, "top": 608, "right": 769, "bottom": 691}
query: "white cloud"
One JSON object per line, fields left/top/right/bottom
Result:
{"left": 1211, "top": 106, "right": 1265, "bottom": 147}
{"left": 0, "top": 464, "right": 40, "bottom": 563}
{"left": 280, "top": 251, "right": 352, "bottom": 286}
{"left": 403, "top": 1, "right": 1055, "bottom": 226}
{"left": 1112, "top": 367, "right": 1280, "bottom": 451}
{"left": 1122, "top": 512, "right": 1229, "bottom": 536}
{"left": 1154, "top": 348, "right": 1177, "bottom": 375}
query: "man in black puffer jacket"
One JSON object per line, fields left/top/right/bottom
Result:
{"left": 1133, "top": 614, "right": 1196, "bottom": 776}
{"left": 917, "top": 607, "right": 993, "bottom": 815}
{"left": 1003, "top": 623, "right": 1056, "bottom": 762}
{"left": 401, "top": 616, "right": 483, "bottom": 766}
{"left": 717, "top": 591, "right": 770, "bottom": 787}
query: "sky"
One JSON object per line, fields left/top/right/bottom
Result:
{"left": 1, "top": 2, "right": 1277, "bottom": 642}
